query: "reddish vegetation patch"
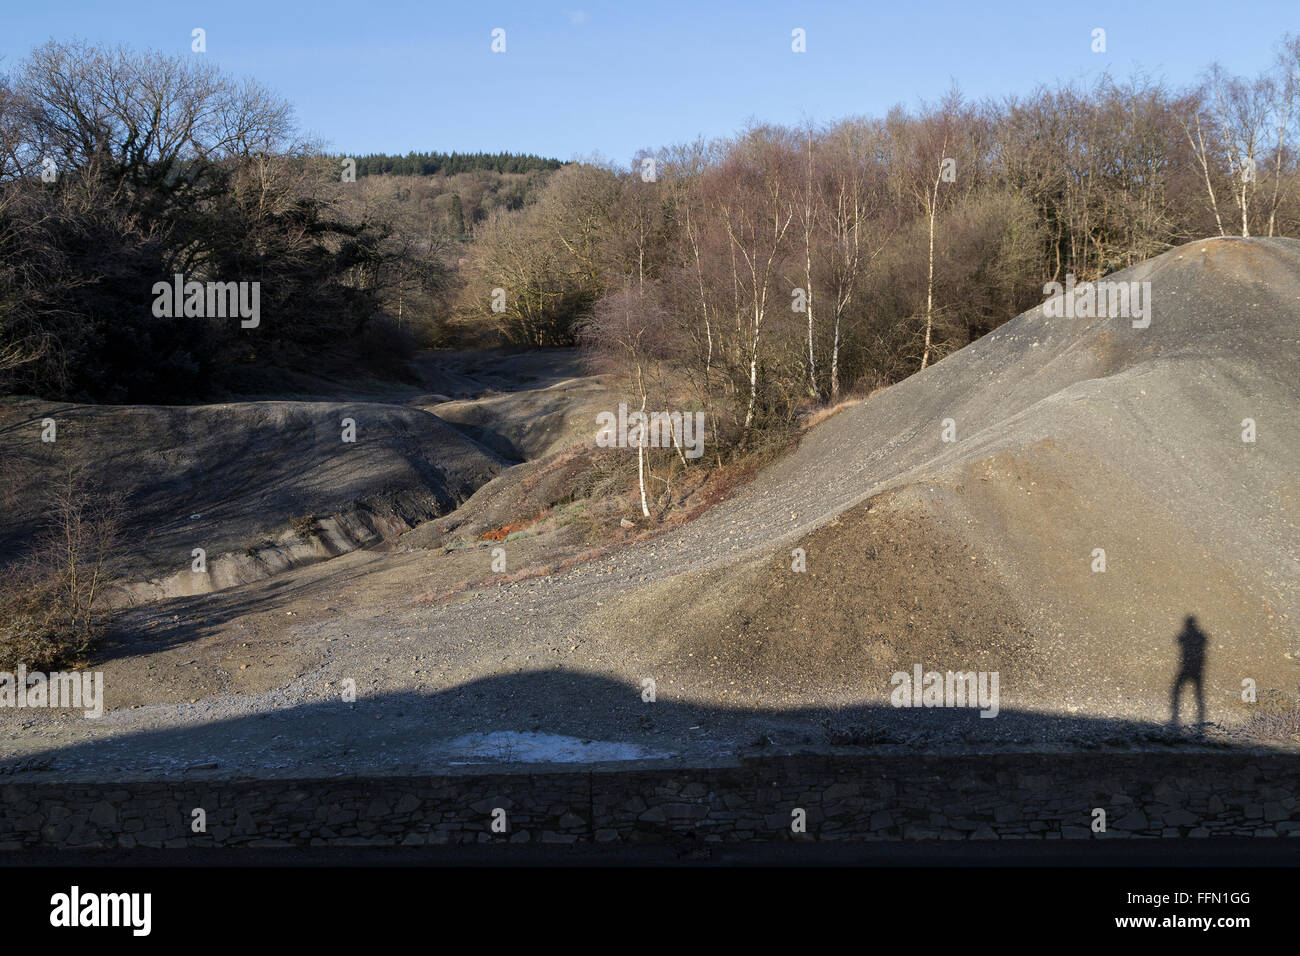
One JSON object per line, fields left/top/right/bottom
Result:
{"left": 477, "top": 507, "right": 553, "bottom": 541}
{"left": 478, "top": 521, "right": 529, "bottom": 542}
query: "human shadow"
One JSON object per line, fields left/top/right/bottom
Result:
{"left": 1170, "top": 615, "right": 1208, "bottom": 731}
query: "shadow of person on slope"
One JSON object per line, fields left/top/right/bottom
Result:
{"left": 1170, "top": 615, "right": 1208, "bottom": 732}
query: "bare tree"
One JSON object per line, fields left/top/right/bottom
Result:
{"left": 17, "top": 40, "right": 296, "bottom": 176}
{"left": 1207, "top": 64, "right": 1273, "bottom": 236}
{"left": 797, "top": 121, "right": 821, "bottom": 400}
{"left": 661, "top": 139, "right": 725, "bottom": 464}
{"left": 1264, "top": 37, "right": 1300, "bottom": 236}
{"left": 704, "top": 126, "right": 796, "bottom": 434}
{"left": 1178, "top": 90, "right": 1228, "bottom": 237}
{"left": 889, "top": 99, "right": 958, "bottom": 371}
{"left": 2, "top": 467, "right": 122, "bottom": 669}
{"left": 579, "top": 284, "right": 676, "bottom": 516}
{"left": 0, "top": 339, "right": 42, "bottom": 375}
{"left": 822, "top": 119, "right": 888, "bottom": 399}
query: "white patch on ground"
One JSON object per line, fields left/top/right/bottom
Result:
{"left": 438, "top": 731, "right": 669, "bottom": 764}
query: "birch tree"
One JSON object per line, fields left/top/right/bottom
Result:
{"left": 579, "top": 284, "right": 676, "bottom": 517}
{"left": 1208, "top": 65, "right": 1272, "bottom": 236}
{"left": 1264, "top": 38, "right": 1300, "bottom": 237}
{"left": 1178, "top": 91, "right": 1228, "bottom": 237}
{"left": 822, "top": 119, "right": 887, "bottom": 399}
{"left": 703, "top": 126, "right": 796, "bottom": 434}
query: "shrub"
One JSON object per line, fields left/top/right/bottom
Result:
{"left": 0, "top": 472, "right": 121, "bottom": 671}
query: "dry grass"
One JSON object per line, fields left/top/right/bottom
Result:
{"left": 289, "top": 513, "right": 319, "bottom": 538}
{"left": 1242, "top": 690, "right": 1300, "bottom": 742}
{"left": 803, "top": 397, "right": 865, "bottom": 431}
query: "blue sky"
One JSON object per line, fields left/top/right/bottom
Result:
{"left": 4, "top": 1, "right": 1296, "bottom": 164}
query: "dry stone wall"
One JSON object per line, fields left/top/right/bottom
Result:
{"left": 2, "top": 753, "right": 1297, "bottom": 850}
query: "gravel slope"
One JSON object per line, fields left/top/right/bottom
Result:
{"left": 3, "top": 237, "right": 1297, "bottom": 780}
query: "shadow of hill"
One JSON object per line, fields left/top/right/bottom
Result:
{"left": 4, "top": 668, "right": 1287, "bottom": 782}
{"left": 91, "top": 576, "right": 308, "bottom": 662}
{"left": 0, "top": 400, "right": 503, "bottom": 577}
{"left": 431, "top": 419, "right": 526, "bottom": 463}
{"left": 407, "top": 348, "right": 586, "bottom": 400}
